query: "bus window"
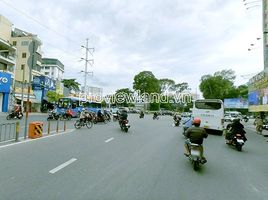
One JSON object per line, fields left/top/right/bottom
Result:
{"left": 195, "top": 102, "right": 222, "bottom": 110}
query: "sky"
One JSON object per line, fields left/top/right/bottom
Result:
{"left": 0, "top": 0, "right": 263, "bottom": 95}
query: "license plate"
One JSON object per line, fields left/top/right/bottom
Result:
{"left": 237, "top": 139, "right": 244, "bottom": 143}
{"left": 204, "top": 125, "right": 209, "bottom": 128}
{"left": 191, "top": 150, "right": 201, "bottom": 157}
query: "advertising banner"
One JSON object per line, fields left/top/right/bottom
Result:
{"left": 0, "top": 72, "right": 12, "bottom": 93}
{"left": 224, "top": 98, "right": 249, "bottom": 109}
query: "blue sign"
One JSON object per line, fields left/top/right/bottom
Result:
{"left": 32, "top": 76, "right": 56, "bottom": 90}
{"left": 224, "top": 98, "right": 249, "bottom": 109}
{"left": 0, "top": 72, "right": 12, "bottom": 93}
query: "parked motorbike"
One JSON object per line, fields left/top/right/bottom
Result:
{"left": 47, "top": 110, "right": 59, "bottom": 121}
{"left": 6, "top": 111, "right": 23, "bottom": 120}
{"left": 186, "top": 143, "right": 206, "bottom": 170}
{"left": 226, "top": 133, "right": 246, "bottom": 151}
{"left": 74, "top": 118, "right": 93, "bottom": 129}
{"left": 119, "top": 119, "right": 130, "bottom": 132}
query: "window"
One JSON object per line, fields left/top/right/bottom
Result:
{"left": 45, "top": 66, "right": 50, "bottom": 70}
{"left": 195, "top": 102, "right": 222, "bottom": 110}
{"left": 21, "top": 65, "right": 25, "bottom": 70}
{"left": 45, "top": 72, "right": 49, "bottom": 75}
{"left": 21, "top": 41, "right": 29, "bottom": 46}
{"left": 22, "top": 53, "right": 27, "bottom": 58}
{"left": 12, "top": 41, "right": 17, "bottom": 46}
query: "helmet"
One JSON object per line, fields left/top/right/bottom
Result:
{"left": 192, "top": 118, "right": 201, "bottom": 125}
{"left": 82, "top": 108, "right": 85, "bottom": 111}
{"left": 233, "top": 118, "right": 240, "bottom": 122}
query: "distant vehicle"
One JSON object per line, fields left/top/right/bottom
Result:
{"left": 225, "top": 111, "right": 242, "bottom": 122}
{"left": 57, "top": 97, "right": 101, "bottom": 118}
{"left": 160, "top": 110, "right": 173, "bottom": 116}
{"left": 192, "top": 99, "right": 224, "bottom": 135}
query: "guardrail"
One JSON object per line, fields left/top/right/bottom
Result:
{"left": 0, "top": 122, "right": 19, "bottom": 143}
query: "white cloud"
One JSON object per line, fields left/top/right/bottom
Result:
{"left": 0, "top": 0, "right": 263, "bottom": 95}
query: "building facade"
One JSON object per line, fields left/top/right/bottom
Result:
{"left": 0, "top": 15, "right": 16, "bottom": 112}
{"left": 10, "top": 28, "right": 44, "bottom": 112}
{"left": 41, "top": 58, "right": 64, "bottom": 81}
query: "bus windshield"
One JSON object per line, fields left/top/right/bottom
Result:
{"left": 58, "top": 98, "right": 70, "bottom": 108}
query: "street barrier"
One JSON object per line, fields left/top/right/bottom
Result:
{"left": 0, "top": 122, "right": 19, "bottom": 142}
{"left": 28, "top": 121, "right": 43, "bottom": 139}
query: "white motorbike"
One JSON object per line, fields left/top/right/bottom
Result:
{"left": 187, "top": 143, "right": 206, "bottom": 170}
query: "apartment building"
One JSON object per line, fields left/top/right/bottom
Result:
{"left": 41, "top": 58, "right": 64, "bottom": 81}
{"left": 0, "top": 15, "right": 16, "bottom": 112}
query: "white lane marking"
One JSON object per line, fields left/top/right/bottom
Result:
{"left": 49, "top": 158, "right": 77, "bottom": 174}
{"left": 0, "top": 129, "right": 75, "bottom": 149}
{"left": 105, "top": 137, "right": 114, "bottom": 143}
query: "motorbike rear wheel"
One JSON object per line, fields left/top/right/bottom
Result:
{"left": 6, "top": 115, "right": 11, "bottom": 120}
{"left": 193, "top": 161, "right": 199, "bottom": 170}
{"left": 236, "top": 144, "right": 242, "bottom": 151}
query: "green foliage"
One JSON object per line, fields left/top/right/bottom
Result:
{"left": 61, "top": 79, "right": 80, "bottom": 91}
{"left": 101, "top": 100, "right": 107, "bottom": 108}
{"left": 46, "top": 91, "right": 64, "bottom": 103}
{"left": 199, "top": 70, "right": 236, "bottom": 100}
{"left": 133, "top": 71, "right": 160, "bottom": 94}
{"left": 171, "top": 82, "right": 190, "bottom": 93}
{"left": 159, "top": 79, "right": 175, "bottom": 93}
{"left": 199, "top": 69, "right": 248, "bottom": 100}
{"left": 112, "top": 88, "right": 134, "bottom": 107}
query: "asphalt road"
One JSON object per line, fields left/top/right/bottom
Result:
{"left": 0, "top": 114, "right": 267, "bottom": 200}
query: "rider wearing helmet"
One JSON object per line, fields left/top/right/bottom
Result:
{"left": 184, "top": 118, "right": 208, "bottom": 160}
{"left": 226, "top": 118, "right": 246, "bottom": 142}
{"left": 80, "top": 108, "right": 88, "bottom": 122}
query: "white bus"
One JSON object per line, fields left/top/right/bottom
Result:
{"left": 192, "top": 99, "right": 224, "bottom": 135}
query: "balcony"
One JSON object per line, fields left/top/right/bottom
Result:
{"left": 0, "top": 51, "right": 16, "bottom": 65}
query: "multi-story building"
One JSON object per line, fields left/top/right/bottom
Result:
{"left": 41, "top": 58, "right": 64, "bottom": 81}
{"left": 0, "top": 15, "right": 16, "bottom": 112}
{"left": 10, "top": 28, "right": 44, "bottom": 112}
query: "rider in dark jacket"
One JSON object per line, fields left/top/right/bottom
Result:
{"left": 226, "top": 118, "right": 246, "bottom": 142}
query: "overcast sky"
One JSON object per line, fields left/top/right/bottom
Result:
{"left": 0, "top": 0, "right": 263, "bottom": 95}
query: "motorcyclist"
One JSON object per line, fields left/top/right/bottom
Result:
{"left": 153, "top": 112, "right": 158, "bottom": 119}
{"left": 184, "top": 118, "right": 208, "bottom": 162}
{"left": 173, "top": 114, "right": 181, "bottom": 125}
{"left": 140, "top": 110, "right": 144, "bottom": 118}
{"left": 182, "top": 115, "right": 194, "bottom": 135}
{"left": 226, "top": 118, "right": 246, "bottom": 143}
{"left": 97, "top": 109, "right": 104, "bottom": 121}
{"left": 13, "top": 104, "right": 22, "bottom": 117}
{"left": 119, "top": 109, "right": 128, "bottom": 125}
{"left": 103, "top": 110, "right": 111, "bottom": 121}
{"left": 254, "top": 116, "right": 263, "bottom": 134}
{"left": 80, "top": 108, "right": 89, "bottom": 122}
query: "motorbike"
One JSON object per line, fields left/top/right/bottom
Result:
{"left": 47, "top": 110, "right": 59, "bottom": 121}
{"left": 60, "top": 109, "right": 73, "bottom": 120}
{"left": 153, "top": 115, "right": 159, "bottom": 120}
{"left": 74, "top": 117, "right": 93, "bottom": 129}
{"left": 174, "top": 119, "right": 180, "bottom": 127}
{"left": 226, "top": 133, "right": 246, "bottom": 151}
{"left": 112, "top": 113, "right": 120, "bottom": 121}
{"left": 139, "top": 112, "right": 144, "bottom": 118}
{"left": 6, "top": 111, "right": 23, "bottom": 120}
{"left": 243, "top": 116, "right": 249, "bottom": 122}
{"left": 186, "top": 143, "right": 206, "bottom": 170}
{"left": 93, "top": 114, "right": 109, "bottom": 124}
{"left": 119, "top": 119, "right": 130, "bottom": 132}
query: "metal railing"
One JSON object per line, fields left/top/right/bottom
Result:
{"left": 0, "top": 122, "right": 19, "bottom": 143}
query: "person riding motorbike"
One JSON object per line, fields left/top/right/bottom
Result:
{"left": 173, "top": 114, "right": 181, "bottom": 125}
{"left": 97, "top": 109, "right": 104, "bottom": 121}
{"left": 184, "top": 118, "right": 208, "bottom": 162}
{"left": 153, "top": 112, "right": 158, "bottom": 119}
{"left": 254, "top": 116, "right": 263, "bottom": 134}
{"left": 80, "top": 108, "right": 89, "bottom": 123}
{"left": 119, "top": 109, "right": 128, "bottom": 125}
{"left": 226, "top": 118, "right": 247, "bottom": 143}
{"left": 139, "top": 110, "right": 144, "bottom": 118}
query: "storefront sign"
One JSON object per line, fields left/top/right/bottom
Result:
{"left": 0, "top": 72, "right": 11, "bottom": 93}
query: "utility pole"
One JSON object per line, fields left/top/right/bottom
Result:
{"left": 24, "top": 40, "right": 36, "bottom": 139}
{"left": 81, "top": 38, "right": 94, "bottom": 99}
{"left": 263, "top": 0, "right": 268, "bottom": 69}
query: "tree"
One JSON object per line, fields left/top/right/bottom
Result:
{"left": 159, "top": 79, "right": 175, "bottom": 94}
{"left": 236, "top": 84, "right": 248, "bottom": 99}
{"left": 171, "top": 82, "right": 190, "bottom": 93}
{"left": 61, "top": 79, "right": 80, "bottom": 91}
{"left": 133, "top": 71, "right": 160, "bottom": 94}
{"left": 46, "top": 91, "right": 64, "bottom": 103}
{"left": 113, "top": 88, "right": 134, "bottom": 107}
{"left": 199, "top": 69, "right": 236, "bottom": 100}
{"left": 101, "top": 100, "right": 107, "bottom": 108}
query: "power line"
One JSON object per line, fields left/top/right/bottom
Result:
{"left": 0, "top": 0, "right": 81, "bottom": 46}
